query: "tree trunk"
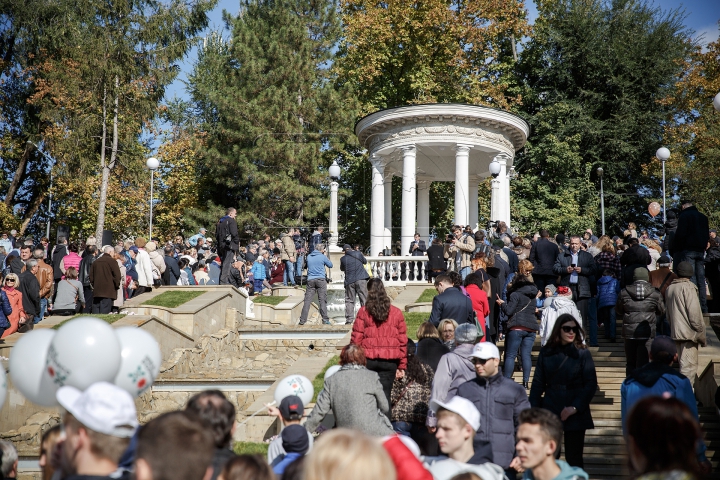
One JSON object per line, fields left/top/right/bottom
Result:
{"left": 4, "top": 142, "right": 30, "bottom": 207}
{"left": 19, "top": 191, "right": 46, "bottom": 235}
{"left": 95, "top": 86, "right": 109, "bottom": 240}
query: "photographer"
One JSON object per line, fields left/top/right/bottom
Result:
{"left": 446, "top": 226, "right": 475, "bottom": 280}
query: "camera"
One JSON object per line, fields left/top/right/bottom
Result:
{"left": 446, "top": 234, "right": 454, "bottom": 243}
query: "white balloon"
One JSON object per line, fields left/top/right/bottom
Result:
{"left": 273, "top": 374, "right": 314, "bottom": 406}
{"left": 324, "top": 365, "right": 341, "bottom": 380}
{"left": 46, "top": 317, "right": 121, "bottom": 391}
{"left": 0, "top": 365, "right": 7, "bottom": 410}
{"left": 113, "top": 327, "right": 162, "bottom": 397}
{"left": 9, "top": 329, "right": 59, "bottom": 406}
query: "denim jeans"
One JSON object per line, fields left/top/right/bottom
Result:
{"left": 296, "top": 255, "right": 305, "bottom": 280}
{"left": 34, "top": 298, "right": 48, "bottom": 324}
{"left": 503, "top": 329, "right": 536, "bottom": 384}
{"left": 674, "top": 250, "right": 708, "bottom": 313}
{"left": 598, "top": 306, "right": 616, "bottom": 340}
{"left": 284, "top": 260, "right": 296, "bottom": 285}
{"left": 588, "top": 297, "right": 598, "bottom": 346}
{"left": 460, "top": 266, "right": 472, "bottom": 281}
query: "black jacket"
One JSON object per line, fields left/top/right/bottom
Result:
{"left": 426, "top": 244, "right": 446, "bottom": 270}
{"left": 553, "top": 249, "right": 597, "bottom": 299}
{"left": 340, "top": 250, "right": 369, "bottom": 285}
{"left": 51, "top": 244, "right": 68, "bottom": 280}
{"left": 503, "top": 247, "right": 519, "bottom": 273}
{"left": 415, "top": 337, "right": 450, "bottom": 372}
{"left": 486, "top": 266, "right": 504, "bottom": 338}
{"left": 409, "top": 239, "right": 427, "bottom": 256}
{"left": 671, "top": 205, "right": 709, "bottom": 255}
{"left": 529, "top": 344, "right": 597, "bottom": 431}
{"left": 529, "top": 238, "right": 559, "bottom": 276}
{"left": 18, "top": 270, "right": 41, "bottom": 316}
{"left": 9, "top": 256, "right": 24, "bottom": 275}
{"left": 502, "top": 279, "right": 539, "bottom": 331}
{"left": 616, "top": 280, "right": 665, "bottom": 340}
{"left": 79, "top": 254, "right": 97, "bottom": 287}
{"left": 428, "top": 287, "right": 474, "bottom": 327}
{"left": 210, "top": 448, "right": 236, "bottom": 480}
{"left": 620, "top": 244, "right": 651, "bottom": 287}
{"left": 662, "top": 210, "right": 679, "bottom": 254}
{"left": 215, "top": 215, "right": 240, "bottom": 252}
{"left": 163, "top": 255, "right": 181, "bottom": 286}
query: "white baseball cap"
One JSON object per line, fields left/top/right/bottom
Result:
{"left": 469, "top": 342, "right": 500, "bottom": 360}
{"left": 57, "top": 382, "right": 139, "bottom": 438}
{"left": 429, "top": 396, "right": 481, "bottom": 432}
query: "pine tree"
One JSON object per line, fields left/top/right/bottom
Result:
{"left": 189, "top": 0, "right": 356, "bottom": 235}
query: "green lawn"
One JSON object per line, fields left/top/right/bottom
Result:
{"left": 416, "top": 288, "right": 437, "bottom": 303}
{"left": 233, "top": 441, "right": 269, "bottom": 456}
{"left": 312, "top": 356, "right": 339, "bottom": 403}
{"left": 404, "top": 312, "right": 430, "bottom": 340}
{"left": 141, "top": 290, "right": 206, "bottom": 308}
{"left": 252, "top": 295, "right": 288, "bottom": 306}
{"left": 52, "top": 314, "right": 125, "bottom": 330}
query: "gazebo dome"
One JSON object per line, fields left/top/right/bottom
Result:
{"left": 355, "top": 103, "right": 529, "bottom": 256}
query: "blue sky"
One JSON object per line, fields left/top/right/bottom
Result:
{"left": 162, "top": 0, "right": 720, "bottom": 111}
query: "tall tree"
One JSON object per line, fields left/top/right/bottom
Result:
{"left": 513, "top": 0, "right": 693, "bottom": 235}
{"left": 188, "top": 0, "right": 357, "bottom": 234}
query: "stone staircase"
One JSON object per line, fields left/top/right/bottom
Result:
{"left": 501, "top": 324, "right": 720, "bottom": 479}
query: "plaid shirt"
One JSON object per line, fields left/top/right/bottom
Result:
{"left": 594, "top": 251, "right": 621, "bottom": 280}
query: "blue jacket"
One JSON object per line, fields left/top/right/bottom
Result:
{"left": 251, "top": 261, "right": 267, "bottom": 282}
{"left": 208, "top": 261, "right": 221, "bottom": 285}
{"left": 596, "top": 275, "right": 620, "bottom": 308}
{"left": 0, "top": 290, "right": 12, "bottom": 329}
{"left": 523, "top": 460, "right": 588, "bottom": 479}
{"left": 306, "top": 250, "right": 332, "bottom": 280}
{"left": 271, "top": 452, "right": 302, "bottom": 475}
{"left": 621, "top": 361, "right": 707, "bottom": 460}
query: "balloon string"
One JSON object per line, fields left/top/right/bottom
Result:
{"left": 238, "top": 401, "right": 277, "bottom": 425}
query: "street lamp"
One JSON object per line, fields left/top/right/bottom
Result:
{"left": 146, "top": 157, "right": 160, "bottom": 239}
{"left": 489, "top": 159, "right": 501, "bottom": 178}
{"left": 27, "top": 141, "right": 54, "bottom": 239}
{"left": 328, "top": 160, "right": 341, "bottom": 252}
{"left": 656, "top": 147, "right": 670, "bottom": 223}
{"left": 597, "top": 167, "right": 605, "bottom": 236}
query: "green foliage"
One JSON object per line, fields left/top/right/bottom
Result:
{"left": 141, "top": 290, "right": 206, "bottom": 309}
{"left": 188, "top": 0, "right": 358, "bottom": 236}
{"left": 233, "top": 442, "right": 269, "bottom": 455}
{"left": 312, "top": 355, "right": 340, "bottom": 402}
{"left": 416, "top": 289, "right": 437, "bottom": 303}
{"left": 403, "top": 312, "right": 429, "bottom": 340}
{"left": 514, "top": 0, "right": 692, "bottom": 235}
{"left": 52, "top": 314, "right": 125, "bottom": 330}
{"left": 252, "top": 296, "right": 288, "bottom": 306}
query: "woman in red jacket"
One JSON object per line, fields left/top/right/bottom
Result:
{"left": 463, "top": 273, "right": 489, "bottom": 341}
{"left": 351, "top": 278, "right": 407, "bottom": 404}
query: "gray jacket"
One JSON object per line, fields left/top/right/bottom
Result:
{"left": 305, "top": 365, "right": 393, "bottom": 436}
{"left": 456, "top": 373, "right": 531, "bottom": 469}
{"left": 340, "top": 250, "right": 369, "bottom": 285}
{"left": 427, "top": 343, "right": 477, "bottom": 427}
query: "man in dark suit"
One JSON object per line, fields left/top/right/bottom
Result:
{"left": 163, "top": 245, "right": 181, "bottom": 286}
{"left": 340, "top": 244, "right": 369, "bottom": 325}
{"left": 553, "top": 235, "right": 598, "bottom": 340}
{"left": 529, "top": 230, "right": 560, "bottom": 295}
{"left": 428, "top": 274, "right": 474, "bottom": 327}
{"left": 215, "top": 207, "right": 240, "bottom": 285}
{"left": 670, "top": 199, "right": 710, "bottom": 313}
{"left": 409, "top": 233, "right": 427, "bottom": 281}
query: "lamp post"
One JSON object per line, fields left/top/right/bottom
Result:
{"left": 27, "top": 141, "right": 54, "bottom": 239}
{"left": 597, "top": 167, "right": 605, "bottom": 236}
{"left": 146, "top": 157, "right": 160, "bottom": 239}
{"left": 328, "top": 160, "right": 341, "bottom": 252}
{"left": 656, "top": 147, "right": 670, "bottom": 223}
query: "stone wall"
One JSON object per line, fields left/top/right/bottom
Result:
{"left": 160, "top": 329, "right": 338, "bottom": 379}
{"left": 135, "top": 390, "right": 264, "bottom": 425}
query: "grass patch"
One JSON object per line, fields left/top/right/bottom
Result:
{"left": 52, "top": 314, "right": 125, "bottom": 330}
{"left": 252, "top": 296, "right": 288, "bottom": 306}
{"left": 312, "top": 356, "right": 339, "bottom": 403}
{"left": 141, "top": 290, "right": 206, "bottom": 308}
{"left": 404, "top": 312, "right": 430, "bottom": 340}
{"left": 233, "top": 441, "right": 269, "bottom": 456}
{"left": 416, "top": 288, "right": 437, "bottom": 303}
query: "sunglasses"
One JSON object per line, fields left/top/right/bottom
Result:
{"left": 5, "top": 280, "right": 15, "bottom": 284}
{"left": 472, "top": 358, "right": 490, "bottom": 365}
{"left": 561, "top": 325, "right": 579, "bottom": 334}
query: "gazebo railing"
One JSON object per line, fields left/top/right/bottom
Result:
{"left": 364, "top": 255, "right": 433, "bottom": 284}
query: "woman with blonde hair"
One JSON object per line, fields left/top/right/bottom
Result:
{"left": 627, "top": 222, "right": 638, "bottom": 238}
{"left": 304, "top": 429, "right": 397, "bottom": 480}
{"left": 2, "top": 273, "right": 25, "bottom": 337}
{"left": 641, "top": 239, "right": 662, "bottom": 271}
{"left": 518, "top": 259, "right": 534, "bottom": 279}
{"left": 437, "top": 318, "right": 458, "bottom": 350}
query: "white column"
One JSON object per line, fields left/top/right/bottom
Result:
{"left": 328, "top": 181, "right": 341, "bottom": 252}
{"left": 384, "top": 172, "right": 393, "bottom": 253}
{"left": 417, "top": 181, "right": 431, "bottom": 241}
{"left": 401, "top": 145, "right": 417, "bottom": 256}
{"left": 469, "top": 180, "right": 479, "bottom": 231}
{"left": 370, "top": 157, "right": 385, "bottom": 256}
{"left": 454, "top": 145, "right": 471, "bottom": 226}
{"left": 490, "top": 154, "right": 511, "bottom": 228}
